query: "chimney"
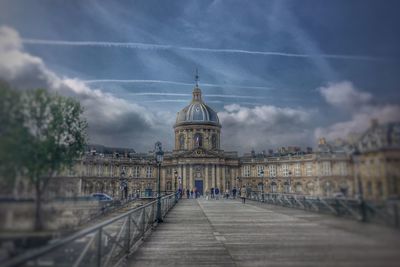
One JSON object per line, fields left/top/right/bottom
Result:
{"left": 370, "top": 118, "right": 378, "bottom": 128}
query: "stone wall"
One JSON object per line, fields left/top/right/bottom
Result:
{"left": 0, "top": 200, "right": 102, "bottom": 231}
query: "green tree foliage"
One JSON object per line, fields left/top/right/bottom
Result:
{"left": 0, "top": 82, "right": 87, "bottom": 230}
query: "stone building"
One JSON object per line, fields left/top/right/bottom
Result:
{"left": 54, "top": 82, "right": 356, "bottom": 199}
{"left": 353, "top": 120, "right": 400, "bottom": 201}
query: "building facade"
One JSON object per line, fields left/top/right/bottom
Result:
{"left": 47, "top": 83, "right": 360, "bottom": 199}
{"left": 353, "top": 120, "right": 400, "bottom": 201}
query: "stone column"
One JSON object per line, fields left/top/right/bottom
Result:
{"left": 182, "top": 164, "right": 187, "bottom": 191}
{"left": 189, "top": 165, "right": 193, "bottom": 190}
{"left": 221, "top": 166, "right": 226, "bottom": 191}
{"left": 205, "top": 165, "right": 209, "bottom": 192}
{"left": 231, "top": 168, "right": 235, "bottom": 187}
{"left": 78, "top": 178, "right": 82, "bottom": 196}
{"left": 212, "top": 165, "right": 216, "bottom": 188}
{"left": 216, "top": 165, "right": 221, "bottom": 189}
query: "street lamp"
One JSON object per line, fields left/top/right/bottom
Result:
{"left": 120, "top": 169, "right": 127, "bottom": 201}
{"left": 154, "top": 141, "right": 164, "bottom": 223}
{"left": 259, "top": 169, "right": 265, "bottom": 202}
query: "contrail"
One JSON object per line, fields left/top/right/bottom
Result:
{"left": 131, "top": 92, "right": 264, "bottom": 100}
{"left": 22, "top": 38, "right": 384, "bottom": 61}
{"left": 84, "top": 79, "right": 273, "bottom": 90}
{"left": 143, "top": 99, "right": 223, "bottom": 104}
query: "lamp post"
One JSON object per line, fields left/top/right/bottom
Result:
{"left": 120, "top": 169, "right": 127, "bottom": 201}
{"left": 259, "top": 169, "right": 265, "bottom": 202}
{"left": 154, "top": 141, "right": 164, "bottom": 223}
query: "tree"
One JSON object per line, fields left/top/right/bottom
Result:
{"left": 0, "top": 83, "right": 87, "bottom": 230}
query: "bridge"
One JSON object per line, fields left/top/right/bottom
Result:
{"left": 3, "top": 195, "right": 400, "bottom": 267}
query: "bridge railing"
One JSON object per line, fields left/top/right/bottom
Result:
{"left": 3, "top": 192, "right": 179, "bottom": 267}
{"left": 248, "top": 192, "right": 400, "bottom": 228}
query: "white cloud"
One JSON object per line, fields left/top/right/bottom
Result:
{"left": 315, "top": 81, "right": 400, "bottom": 141}
{"left": 219, "top": 104, "right": 314, "bottom": 152}
{"left": 318, "top": 81, "right": 372, "bottom": 111}
{"left": 0, "top": 26, "right": 171, "bottom": 151}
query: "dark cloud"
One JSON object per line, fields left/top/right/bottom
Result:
{"left": 0, "top": 26, "right": 170, "bottom": 151}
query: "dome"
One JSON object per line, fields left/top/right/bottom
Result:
{"left": 175, "top": 86, "right": 220, "bottom": 127}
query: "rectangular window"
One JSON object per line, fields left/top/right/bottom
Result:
{"left": 339, "top": 162, "right": 347, "bottom": 176}
{"left": 257, "top": 165, "right": 265, "bottom": 177}
{"left": 146, "top": 166, "right": 153, "bottom": 178}
{"left": 243, "top": 165, "right": 251, "bottom": 177}
{"left": 133, "top": 166, "right": 140, "bottom": 178}
{"left": 269, "top": 165, "right": 276, "bottom": 178}
{"left": 322, "top": 161, "right": 331, "bottom": 176}
{"left": 281, "top": 164, "right": 289, "bottom": 177}
{"left": 294, "top": 163, "right": 301, "bottom": 176}
{"left": 306, "top": 163, "right": 313, "bottom": 176}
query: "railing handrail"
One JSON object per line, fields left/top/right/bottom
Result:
{"left": 3, "top": 193, "right": 176, "bottom": 267}
{"left": 259, "top": 192, "right": 358, "bottom": 201}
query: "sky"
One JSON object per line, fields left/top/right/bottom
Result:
{"left": 0, "top": 0, "right": 399, "bottom": 153}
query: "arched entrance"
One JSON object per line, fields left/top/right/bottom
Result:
{"left": 195, "top": 179, "right": 204, "bottom": 196}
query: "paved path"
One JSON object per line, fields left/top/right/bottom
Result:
{"left": 128, "top": 199, "right": 400, "bottom": 267}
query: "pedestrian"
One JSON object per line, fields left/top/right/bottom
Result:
{"left": 225, "top": 188, "right": 229, "bottom": 199}
{"left": 240, "top": 186, "right": 246, "bottom": 204}
{"left": 194, "top": 188, "right": 198, "bottom": 199}
{"left": 186, "top": 188, "right": 190, "bottom": 199}
{"left": 190, "top": 189, "right": 193, "bottom": 199}
{"left": 178, "top": 188, "right": 182, "bottom": 199}
{"left": 211, "top": 187, "right": 214, "bottom": 199}
{"left": 215, "top": 187, "right": 220, "bottom": 200}
{"left": 232, "top": 187, "right": 237, "bottom": 199}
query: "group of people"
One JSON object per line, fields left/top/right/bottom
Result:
{"left": 184, "top": 188, "right": 200, "bottom": 199}
{"left": 181, "top": 186, "right": 249, "bottom": 203}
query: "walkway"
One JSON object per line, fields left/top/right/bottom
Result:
{"left": 128, "top": 198, "right": 400, "bottom": 267}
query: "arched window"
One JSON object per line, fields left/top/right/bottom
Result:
{"left": 295, "top": 182, "right": 302, "bottom": 193}
{"left": 283, "top": 182, "right": 290, "bottom": 193}
{"left": 179, "top": 134, "right": 185, "bottom": 149}
{"left": 212, "top": 134, "right": 218, "bottom": 149}
{"left": 257, "top": 182, "right": 263, "bottom": 192}
{"left": 324, "top": 181, "right": 333, "bottom": 196}
{"left": 194, "top": 133, "right": 203, "bottom": 147}
{"left": 270, "top": 182, "right": 277, "bottom": 193}
{"left": 166, "top": 181, "right": 172, "bottom": 191}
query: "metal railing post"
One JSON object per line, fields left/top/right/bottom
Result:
{"left": 97, "top": 228, "right": 102, "bottom": 267}
{"left": 141, "top": 207, "right": 146, "bottom": 236}
{"left": 393, "top": 202, "right": 399, "bottom": 228}
{"left": 126, "top": 214, "right": 131, "bottom": 254}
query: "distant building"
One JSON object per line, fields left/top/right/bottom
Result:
{"left": 353, "top": 120, "right": 400, "bottom": 201}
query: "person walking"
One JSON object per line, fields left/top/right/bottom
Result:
{"left": 232, "top": 187, "right": 237, "bottom": 199}
{"left": 215, "top": 187, "right": 220, "bottom": 200}
{"left": 240, "top": 186, "right": 246, "bottom": 204}
{"left": 186, "top": 188, "right": 190, "bottom": 199}
{"left": 211, "top": 187, "right": 214, "bottom": 199}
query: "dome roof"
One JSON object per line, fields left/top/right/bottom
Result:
{"left": 175, "top": 86, "right": 220, "bottom": 127}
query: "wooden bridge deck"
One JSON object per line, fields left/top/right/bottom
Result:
{"left": 128, "top": 198, "right": 400, "bottom": 267}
